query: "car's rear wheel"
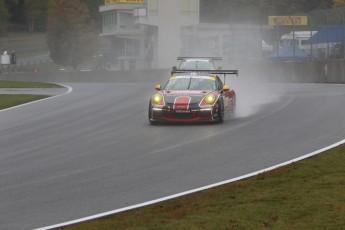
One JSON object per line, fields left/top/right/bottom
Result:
{"left": 231, "top": 95, "right": 236, "bottom": 115}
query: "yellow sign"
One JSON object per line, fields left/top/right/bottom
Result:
{"left": 268, "top": 16, "right": 308, "bottom": 26}
{"left": 105, "top": 0, "right": 144, "bottom": 4}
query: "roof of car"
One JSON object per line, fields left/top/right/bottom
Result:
{"left": 177, "top": 57, "right": 222, "bottom": 61}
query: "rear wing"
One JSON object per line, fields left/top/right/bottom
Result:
{"left": 171, "top": 69, "right": 238, "bottom": 76}
{"left": 177, "top": 57, "right": 222, "bottom": 61}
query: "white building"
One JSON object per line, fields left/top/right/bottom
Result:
{"left": 100, "top": 0, "right": 199, "bottom": 69}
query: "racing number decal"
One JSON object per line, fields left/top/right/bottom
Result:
{"left": 173, "top": 96, "right": 191, "bottom": 110}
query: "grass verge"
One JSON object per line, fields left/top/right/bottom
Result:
{"left": 0, "top": 32, "right": 48, "bottom": 57}
{"left": 0, "top": 94, "right": 49, "bottom": 110}
{"left": 0, "top": 80, "right": 62, "bottom": 110}
{"left": 0, "top": 80, "right": 63, "bottom": 88}
{"left": 59, "top": 144, "right": 345, "bottom": 230}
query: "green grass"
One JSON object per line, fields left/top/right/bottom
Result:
{"left": 0, "top": 94, "right": 49, "bottom": 109}
{"left": 1, "top": 31, "right": 108, "bottom": 71}
{"left": 59, "top": 145, "right": 345, "bottom": 230}
{"left": 0, "top": 80, "right": 63, "bottom": 88}
{"left": 0, "top": 80, "right": 62, "bottom": 109}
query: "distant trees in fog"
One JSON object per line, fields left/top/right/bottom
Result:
{"left": 46, "top": 0, "right": 97, "bottom": 69}
{"left": 24, "top": 0, "right": 48, "bottom": 32}
{"left": 333, "top": 0, "right": 345, "bottom": 8}
{"left": 0, "top": 0, "right": 9, "bottom": 35}
{"left": 1, "top": 0, "right": 342, "bottom": 33}
{"left": 0, "top": 0, "right": 102, "bottom": 33}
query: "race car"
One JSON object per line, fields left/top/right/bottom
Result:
{"left": 172, "top": 57, "right": 222, "bottom": 72}
{"left": 148, "top": 69, "right": 238, "bottom": 124}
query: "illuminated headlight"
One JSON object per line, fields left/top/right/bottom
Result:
{"left": 152, "top": 93, "right": 164, "bottom": 105}
{"left": 204, "top": 94, "right": 216, "bottom": 104}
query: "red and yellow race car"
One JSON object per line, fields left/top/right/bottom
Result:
{"left": 148, "top": 69, "right": 238, "bottom": 124}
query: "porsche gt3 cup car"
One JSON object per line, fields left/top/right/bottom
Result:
{"left": 148, "top": 69, "right": 237, "bottom": 124}
{"left": 172, "top": 57, "right": 222, "bottom": 72}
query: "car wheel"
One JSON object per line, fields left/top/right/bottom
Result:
{"left": 217, "top": 100, "right": 224, "bottom": 123}
{"left": 231, "top": 95, "right": 236, "bottom": 115}
{"left": 148, "top": 102, "right": 156, "bottom": 125}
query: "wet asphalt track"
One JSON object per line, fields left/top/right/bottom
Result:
{"left": 1, "top": 81, "right": 345, "bottom": 229}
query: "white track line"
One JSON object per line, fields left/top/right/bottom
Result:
{"left": 0, "top": 84, "right": 73, "bottom": 112}
{"left": 35, "top": 138, "right": 345, "bottom": 230}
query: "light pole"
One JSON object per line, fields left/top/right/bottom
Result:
{"left": 335, "top": 8, "right": 345, "bottom": 59}
{"left": 288, "top": 15, "right": 296, "bottom": 59}
{"left": 304, "top": 12, "right": 314, "bottom": 59}
{"left": 321, "top": 10, "right": 330, "bottom": 59}
{"left": 8, "top": 33, "right": 12, "bottom": 51}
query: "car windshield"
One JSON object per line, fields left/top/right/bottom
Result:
{"left": 164, "top": 76, "right": 216, "bottom": 91}
{"left": 179, "top": 60, "right": 215, "bottom": 70}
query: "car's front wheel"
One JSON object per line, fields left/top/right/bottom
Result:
{"left": 148, "top": 102, "right": 157, "bottom": 125}
{"left": 217, "top": 100, "right": 224, "bottom": 123}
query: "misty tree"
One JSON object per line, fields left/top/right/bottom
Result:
{"left": 333, "top": 0, "right": 345, "bottom": 8}
{"left": 0, "top": 0, "right": 9, "bottom": 35}
{"left": 81, "top": 0, "right": 104, "bottom": 24}
{"left": 46, "top": 0, "right": 98, "bottom": 69}
{"left": 24, "top": 0, "right": 48, "bottom": 32}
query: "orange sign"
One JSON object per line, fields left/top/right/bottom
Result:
{"left": 105, "top": 0, "right": 144, "bottom": 4}
{"left": 268, "top": 16, "right": 308, "bottom": 26}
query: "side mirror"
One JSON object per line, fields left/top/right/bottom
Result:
{"left": 172, "top": 66, "right": 177, "bottom": 71}
{"left": 222, "top": 85, "right": 230, "bottom": 92}
{"left": 155, "top": 84, "right": 161, "bottom": 90}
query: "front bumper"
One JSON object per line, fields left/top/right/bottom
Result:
{"left": 150, "top": 107, "right": 220, "bottom": 122}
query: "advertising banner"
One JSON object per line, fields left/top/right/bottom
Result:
{"left": 268, "top": 16, "right": 308, "bottom": 26}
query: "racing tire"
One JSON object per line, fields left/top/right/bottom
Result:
{"left": 231, "top": 95, "right": 236, "bottom": 115}
{"left": 148, "top": 102, "right": 157, "bottom": 125}
{"left": 217, "top": 100, "right": 224, "bottom": 123}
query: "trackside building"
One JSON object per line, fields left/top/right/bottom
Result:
{"left": 99, "top": 0, "right": 199, "bottom": 69}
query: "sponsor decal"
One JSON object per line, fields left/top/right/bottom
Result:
{"left": 173, "top": 76, "right": 215, "bottom": 80}
{"left": 175, "top": 110, "right": 191, "bottom": 113}
{"left": 105, "top": 0, "right": 143, "bottom": 4}
{"left": 164, "top": 90, "right": 208, "bottom": 95}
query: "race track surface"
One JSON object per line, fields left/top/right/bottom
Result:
{"left": 1, "top": 80, "right": 345, "bottom": 229}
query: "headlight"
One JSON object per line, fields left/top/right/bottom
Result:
{"left": 152, "top": 93, "right": 164, "bottom": 105}
{"left": 204, "top": 93, "right": 216, "bottom": 104}
{"left": 200, "top": 93, "right": 219, "bottom": 107}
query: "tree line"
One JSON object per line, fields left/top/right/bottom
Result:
{"left": 0, "top": 0, "right": 103, "bottom": 34}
